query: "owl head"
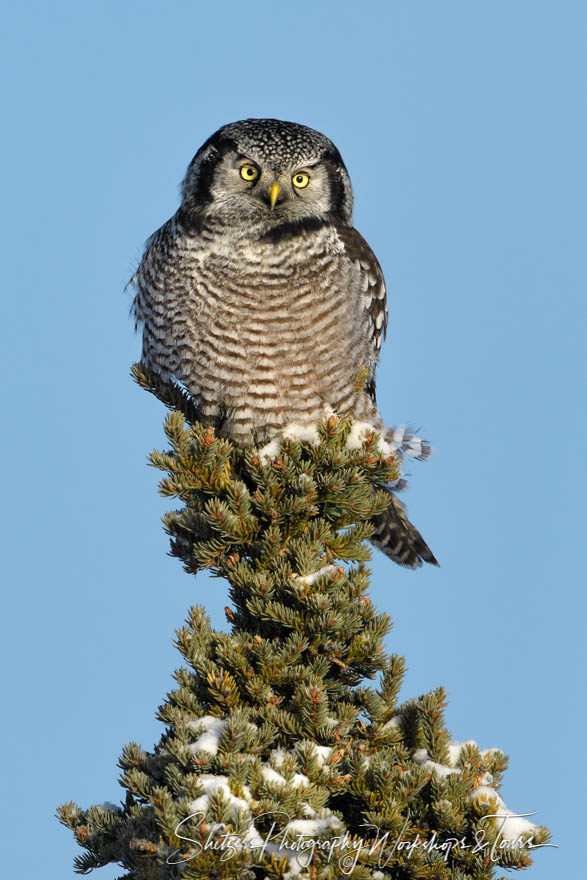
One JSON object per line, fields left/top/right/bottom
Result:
{"left": 180, "top": 119, "right": 354, "bottom": 234}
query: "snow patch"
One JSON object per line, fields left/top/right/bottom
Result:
{"left": 297, "top": 565, "right": 338, "bottom": 586}
{"left": 258, "top": 421, "right": 323, "bottom": 464}
{"left": 262, "top": 766, "right": 287, "bottom": 787}
{"left": 346, "top": 421, "right": 394, "bottom": 457}
{"left": 188, "top": 716, "right": 226, "bottom": 756}
{"left": 280, "top": 815, "right": 345, "bottom": 877}
{"left": 471, "top": 786, "right": 541, "bottom": 844}
{"left": 446, "top": 739, "right": 478, "bottom": 765}
{"left": 268, "top": 749, "right": 309, "bottom": 787}
{"left": 413, "top": 740, "right": 502, "bottom": 779}
{"left": 412, "top": 742, "right": 540, "bottom": 847}
{"left": 285, "top": 816, "right": 342, "bottom": 836}
{"left": 311, "top": 745, "right": 333, "bottom": 766}
{"left": 292, "top": 773, "right": 310, "bottom": 788}
{"left": 283, "top": 422, "right": 321, "bottom": 444}
{"left": 187, "top": 774, "right": 251, "bottom": 818}
{"left": 258, "top": 438, "right": 281, "bottom": 464}
{"left": 412, "top": 747, "right": 458, "bottom": 779}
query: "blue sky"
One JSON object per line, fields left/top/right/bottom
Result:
{"left": 1, "top": 2, "right": 584, "bottom": 877}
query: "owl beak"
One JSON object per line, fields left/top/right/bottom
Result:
{"left": 269, "top": 181, "right": 280, "bottom": 211}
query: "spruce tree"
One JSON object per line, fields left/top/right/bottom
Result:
{"left": 58, "top": 365, "right": 550, "bottom": 879}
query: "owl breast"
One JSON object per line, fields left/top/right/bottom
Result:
{"left": 148, "top": 226, "right": 373, "bottom": 444}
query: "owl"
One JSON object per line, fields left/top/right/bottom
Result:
{"left": 131, "top": 119, "right": 437, "bottom": 568}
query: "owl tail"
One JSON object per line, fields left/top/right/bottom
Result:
{"left": 370, "top": 486, "right": 438, "bottom": 569}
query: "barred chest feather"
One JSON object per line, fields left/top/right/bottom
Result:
{"left": 142, "top": 223, "right": 375, "bottom": 443}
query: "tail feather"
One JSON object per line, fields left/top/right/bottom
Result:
{"left": 371, "top": 487, "right": 438, "bottom": 569}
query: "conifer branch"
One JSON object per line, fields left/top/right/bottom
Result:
{"left": 58, "top": 379, "right": 551, "bottom": 879}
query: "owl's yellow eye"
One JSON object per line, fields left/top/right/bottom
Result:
{"left": 292, "top": 172, "right": 310, "bottom": 189}
{"left": 240, "top": 164, "right": 259, "bottom": 182}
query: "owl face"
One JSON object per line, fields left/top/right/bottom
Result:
{"left": 180, "top": 119, "right": 354, "bottom": 234}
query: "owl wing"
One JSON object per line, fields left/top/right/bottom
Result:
{"left": 130, "top": 218, "right": 174, "bottom": 327}
{"left": 130, "top": 216, "right": 189, "bottom": 385}
{"left": 337, "top": 226, "right": 388, "bottom": 402}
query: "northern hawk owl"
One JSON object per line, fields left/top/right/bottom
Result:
{"left": 131, "top": 119, "right": 437, "bottom": 568}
